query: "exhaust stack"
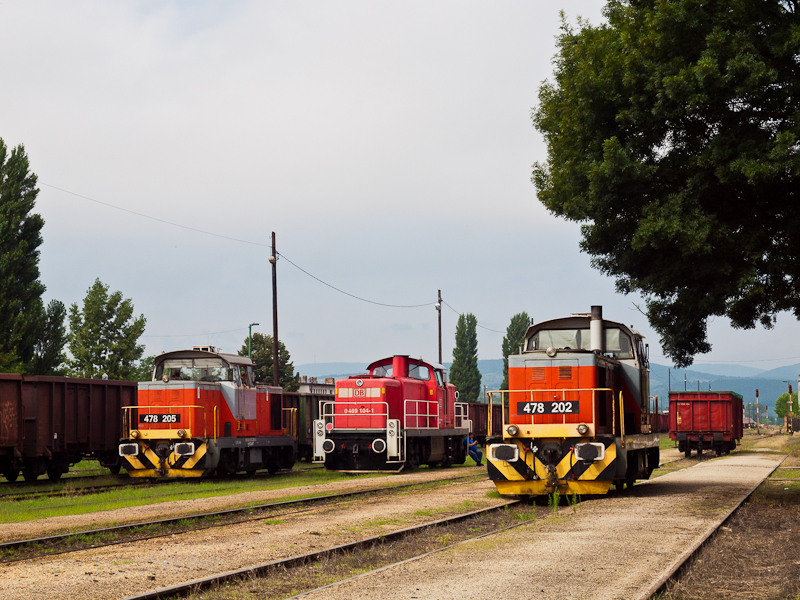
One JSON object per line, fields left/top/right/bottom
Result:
{"left": 590, "top": 306, "right": 604, "bottom": 353}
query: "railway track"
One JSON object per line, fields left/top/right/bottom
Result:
{"left": 0, "top": 465, "right": 326, "bottom": 502}
{"left": 0, "top": 473, "right": 483, "bottom": 563}
{"left": 118, "top": 500, "right": 524, "bottom": 600}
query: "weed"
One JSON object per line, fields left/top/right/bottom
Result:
{"left": 548, "top": 488, "right": 561, "bottom": 516}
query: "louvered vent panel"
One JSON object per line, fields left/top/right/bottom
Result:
{"left": 530, "top": 368, "right": 545, "bottom": 381}
{"left": 558, "top": 366, "right": 573, "bottom": 380}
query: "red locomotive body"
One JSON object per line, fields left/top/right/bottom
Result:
{"left": 313, "top": 355, "right": 470, "bottom": 471}
{"left": 669, "top": 391, "right": 743, "bottom": 457}
{"left": 119, "top": 348, "right": 295, "bottom": 477}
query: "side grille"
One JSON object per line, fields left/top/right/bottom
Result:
{"left": 530, "top": 368, "right": 545, "bottom": 381}
{"left": 558, "top": 366, "right": 573, "bottom": 380}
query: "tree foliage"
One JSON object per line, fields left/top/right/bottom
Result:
{"left": 0, "top": 139, "right": 47, "bottom": 372}
{"left": 32, "top": 300, "right": 67, "bottom": 375}
{"left": 239, "top": 332, "right": 299, "bottom": 391}
{"left": 501, "top": 312, "right": 530, "bottom": 390}
{"left": 450, "top": 313, "right": 481, "bottom": 402}
{"left": 67, "top": 279, "right": 147, "bottom": 380}
{"left": 131, "top": 355, "right": 156, "bottom": 382}
{"left": 532, "top": 1, "right": 800, "bottom": 367}
{"left": 774, "top": 391, "right": 799, "bottom": 419}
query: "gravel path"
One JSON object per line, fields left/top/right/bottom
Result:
{"left": 0, "top": 470, "right": 498, "bottom": 600}
{"left": 0, "top": 466, "right": 481, "bottom": 542}
{"left": 298, "top": 453, "right": 783, "bottom": 600}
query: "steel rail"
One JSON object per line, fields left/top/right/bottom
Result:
{"left": 0, "top": 473, "right": 483, "bottom": 560}
{"left": 637, "top": 451, "right": 790, "bottom": 600}
{"left": 118, "top": 499, "right": 521, "bottom": 600}
{"left": 0, "top": 465, "right": 326, "bottom": 502}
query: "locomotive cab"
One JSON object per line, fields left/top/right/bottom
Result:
{"left": 313, "top": 356, "right": 470, "bottom": 472}
{"left": 119, "top": 347, "right": 296, "bottom": 478}
{"left": 487, "top": 306, "right": 659, "bottom": 497}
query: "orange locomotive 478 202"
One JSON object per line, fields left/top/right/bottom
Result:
{"left": 487, "top": 306, "right": 660, "bottom": 497}
{"left": 118, "top": 347, "right": 296, "bottom": 478}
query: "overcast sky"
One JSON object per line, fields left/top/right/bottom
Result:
{"left": 2, "top": 1, "right": 799, "bottom": 372}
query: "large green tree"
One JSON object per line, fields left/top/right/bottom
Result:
{"left": 0, "top": 139, "right": 47, "bottom": 372}
{"left": 774, "top": 391, "right": 799, "bottom": 420}
{"left": 239, "top": 332, "right": 299, "bottom": 391}
{"left": 67, "top": 279, "right": 147, "bottom": 380}
{"left": 450, "top": 313, "right": 481, "bottom": 402}
{"left": 532, "top": 1, "right": 800, "bottom": 367}
{"left": 501, "top": 312, "right": 530, "bottom": 390}
{"left": 32, "top": 299, "right": 68, "bottom": 375}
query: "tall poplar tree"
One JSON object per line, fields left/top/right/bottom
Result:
{"left": 501, "top": 312, "right": 530, "bottom": 390}
{"left": 0, "top": 139, "right": 46, "bottom": 372}
{"left": 450, "top": 313, "right": 480, "bottom": 403}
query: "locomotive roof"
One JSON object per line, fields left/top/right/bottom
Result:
{"left": 524, "top": 315, "right": 640, "bottom": 340}
{"left": 366, "top": 356, "right": 446, "bottom": 371}
{"left": 154, "top": 349, "right": 255, "bottom": 367}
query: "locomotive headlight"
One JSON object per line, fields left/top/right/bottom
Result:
{"left": 507, "top": 425, "right": 519, "bottom": 436}
{"left": 577, "top": 424, "right": 589, "bottom": 435}
{"left": 130, "top": 430, "right": 140, "bottom": 439}
{"left": 177, "top": 429, "right": 186, "bottom": 438}
{"left": 316, "top": 429, "right": 324, "bottom": 437}
{"left": 546, "top": 346, "right": 557, "bottom": 357}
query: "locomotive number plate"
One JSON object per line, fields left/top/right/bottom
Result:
{"left": 139, "top": 413, "right": 181, "bottom": 424}
{"left": 517, "top": 401, "right": 579, "bottom": 415}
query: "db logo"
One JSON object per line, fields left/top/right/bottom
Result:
{"left": 354, "top": 389, "right": 366, "bottom": 397}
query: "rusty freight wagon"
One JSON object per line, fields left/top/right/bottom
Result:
{"left": 669, "top": 391, "right": 743, "bottom": 457}
{"left": 468, "top": 402, "right": 503, "bottom": 444}
{"left": 0, "top": 374, "right": 135, "bottom": 482}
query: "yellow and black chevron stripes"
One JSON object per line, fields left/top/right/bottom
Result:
{"left": 123, "top": 441, "right": 209, "bottom": 478}
{"left": 488, "top": 437, "right": 617, "bottom": 496}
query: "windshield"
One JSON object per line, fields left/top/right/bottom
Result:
{"left": 371, "top": 364, "right": 393, "bottom": 377}
{"left": 155, "top": 357, "right": 234, "bottom": 382}
{"left": 526, "top": 327, "right": 634, "bottom": 359}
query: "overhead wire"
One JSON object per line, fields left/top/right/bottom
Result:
{"left": 441, "top": 300, "right": 504, "bottom": 334}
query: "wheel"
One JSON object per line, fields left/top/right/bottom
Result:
{"left": 108, "top": 464, "right": 122, "bottom": 475}
{"left": 3, "top": 469, "right": 19, "bottom": 483}
{"left": 245, "top": 468, "right": 257, "bottom": 477}
{"left": 47, "top": 468, "right": 63, "bottom": 481}
{"left": 23, "top": 468, "right": 39, "bottom": 483}
{"left": 266, "top": 462, "right": 279, "bottom": 475}
{"left": 684, "top": 448, "right": 691, "bottom": 458}
{"left": 407, "top": 453, "right": 420, "bottom": 470}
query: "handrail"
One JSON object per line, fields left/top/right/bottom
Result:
{"left": 320, "top": 400, "right": 389, "bottom": 431}
{"left": 403, "top": 398, "right": 439, "bottom": 430}
{"left": 122, "top": 405, "right": 207, "bottom": 438}
{"left": 454, "top": 402, "right": 469, "bottom": 429}
{"left": 487, "top": 388, "right": 613, "bottom": 429}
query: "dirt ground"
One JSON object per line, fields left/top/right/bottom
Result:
{"left": 658, "top": 430, "right": 800, "bottom": 600}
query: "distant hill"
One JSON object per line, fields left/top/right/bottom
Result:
{"left": 685, "top": 363, "right": 766, "bottom": 377}
{"left": 296, "top": 358, "right": 799, "bottom": 411}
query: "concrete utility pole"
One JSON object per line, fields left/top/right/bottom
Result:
{"left": 270, "top": 232, "right": 279, "bottom": 388}
{"left": 248, "top": 322, "right": 259, "bottom": 359}
{"left": 436, "top": 290, "right": 442, "bottom": 365}
{"left": 756, "top": 388, "right": 760, "bottom": 434}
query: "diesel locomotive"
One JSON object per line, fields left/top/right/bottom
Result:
{"left": 118, "top": 347, "right": 296, "bottom": 477}
{"left": 487, "top": 306, "right": 660, "bottom": 496}
{"left": 313, "top": 355, "right": 471, "bottom": 472}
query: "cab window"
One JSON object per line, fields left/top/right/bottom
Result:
{"left": 408, "top": 364, "right": 430, "bottom": 381}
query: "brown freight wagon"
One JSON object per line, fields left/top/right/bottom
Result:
{"left": 468, "top": 402, "right": 503, "bottom": 444}
{"left": 0, "top": 374, "right": 136, "bottom": 482}
{"left": 669, "top": 391, "right": 743, "bottom": 458}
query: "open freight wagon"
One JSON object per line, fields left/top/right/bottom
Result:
{"left": 669, "top": 391, "right": 743, "bottom": 457}
{"left": 0, "top": 374, "right": 135, "bottom": 481}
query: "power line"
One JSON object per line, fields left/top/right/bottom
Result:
{"left": 441, "top": 300, "right": 504, "bottom": 334}
{"left": 142, "top": 327, "right": 248, "bottom": 338}
{"left": 43, "top": 183, "right": 435, "bottom": 309}
{"left": 277, "top": 252, "right": 436, "bottom": 309}
{"left": 42, "top": 183, "right": 271, "bottom": 248}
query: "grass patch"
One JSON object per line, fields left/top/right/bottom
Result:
{"left": 0, "top": 468, "right": 387, "bottom": 524}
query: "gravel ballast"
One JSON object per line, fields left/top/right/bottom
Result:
{"left": 297, "top": 453, "right": 784, "bottom": 600}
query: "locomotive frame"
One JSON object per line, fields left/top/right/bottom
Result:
{"left": 312, "top": 355, "right": 471, "bottom": 472}
{"left": 119, "top": 348, "right": 296, "bottom": 478}
{"left": 486, "top": 306, "right": 660, "bottom": 496}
